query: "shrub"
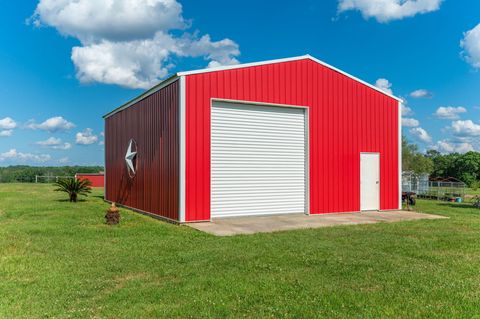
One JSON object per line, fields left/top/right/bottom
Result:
{"left": 471, "top": 180, "right": 480, "bottom": 191}
{"left": 53, "top": 178, "right": 92, "bottom": 202}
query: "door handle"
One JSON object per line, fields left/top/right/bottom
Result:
{"left": 376, "top": 181, "right": 379, "bottom": 184}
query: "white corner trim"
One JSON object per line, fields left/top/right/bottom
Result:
{"left": 398, "top": 100, "right": 403, "bottom": 210}
{"left": 103, "top": 127, "right": 107, "bottom": 200}
{"left": 179, "top": 76, "right": 186, "bottom": 223}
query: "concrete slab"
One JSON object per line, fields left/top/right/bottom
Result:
{"left": 187, "top": 210, "right": 448, "bottom": 236}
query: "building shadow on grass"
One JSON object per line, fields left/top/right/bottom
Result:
{"left": 56, "top": 199, "right": 87, "bottom": 202}
{"left": 438, "top": 202, "right": 475, "bottom": 210}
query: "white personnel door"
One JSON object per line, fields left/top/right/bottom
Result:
{"left": 211, "top": 101, "right": 306, "bottom": 218}
{"left": 360, "top": 153, "right": 380, "bottom": 211}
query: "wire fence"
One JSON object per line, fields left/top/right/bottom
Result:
{"left": 402, "top": 172, "right": 466, "bottom": 201}
{"left": 35, "top": 175, "right": 75, "bottom": 183}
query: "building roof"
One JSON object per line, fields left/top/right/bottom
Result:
{"left": 104, "top": 54, "right": 402, "bottom": 119}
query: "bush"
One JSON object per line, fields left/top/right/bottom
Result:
{"left": 471, "top": 180, "right": 480, "bottom": 191}
{"left": 53, "top": 178, "right": 92, "bottom": 202}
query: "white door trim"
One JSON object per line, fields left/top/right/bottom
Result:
{"left": 360, "top": 152, "right": 380, "bottom": 211}
{"left": 210, "top": 98, "right": 310, "bottom": 219}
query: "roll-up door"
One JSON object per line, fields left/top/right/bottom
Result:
{"left": 211, "top": 101, "right": 306, "bottom": 218}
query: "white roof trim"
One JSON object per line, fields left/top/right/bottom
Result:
{"left": 177, "top": 55, "right": 309, "bottom": 76}
{"left": 103, "top": 75, "right": 179, "bottom": 118}
{"left": 305, "top": 55, "right": 402, "bottom": 102}
{"left": 104, "top": 54, "right": 402, "bottom": 119}
{"left": 178, "top": 54, "right": 402, "bottom": 102}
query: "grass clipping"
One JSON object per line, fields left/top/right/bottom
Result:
{"left": 105, "top": 202, "right": 121, "bottom": 225}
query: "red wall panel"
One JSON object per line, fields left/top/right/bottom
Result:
{"left": 185, "top": 59, "right": 399, "bottom": 221}
{"left": 105, "top": 81, "right": 179, "bottom": 221}
{"left": 76, "top": 174, "right": 104, "bottom": 187}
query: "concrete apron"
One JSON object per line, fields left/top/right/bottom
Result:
{"left": 187, "top": 210, "right": 448, "bottom": 236}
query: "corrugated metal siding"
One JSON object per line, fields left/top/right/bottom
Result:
{"left": 185, "top": 59, "right": 399, "bottom": 221}
{"left": 211, "top": 101, "right": 306, "bottom": 217}
{"left": 76, "top": 174, "right": 104, "bottom": 188}
{"left": 105, "top": 81, "right": 179, "bottom": 221}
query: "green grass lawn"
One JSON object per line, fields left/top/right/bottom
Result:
{"left": 1, "top": 184, "right": 480, "bottom": 318}
{"left": 466, "top": 188, "right": 480, "bottom": 196}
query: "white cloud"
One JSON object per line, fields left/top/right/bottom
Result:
{"left": 402, "top": 118, "right": 419, "bottom": 127}
{"left": 76, "top": 128, "right": 98, "bottom": 145}
{"left": 36, "top": 137, "right": 72, "bottom": 150}
{"left": 410, "top": 127, "right": 432, "bottom": 143}
{"left": 338, "top": 0, "right": 443, "bottom": 23}
{"left": 0, "top": 117, "right": 17, "bottom": 137}
{"left": 31, "top": 0, "right": 185, "bottom": 43}
{"left": 461, "top": 23, "right": 480, "bottom": 69}
{"left": 410, "top": 89, "right": 433, "bottom": 99}
{"left": 99, "top": 131, "right": 105, "bottom": 145}
{"left": 401, "top": 104, "right": 413, "bottom": 116}
{"left": 435, "top": 140, "right": 474, "bottom": 154}
{"left": 450, "top": 120, "right": 480, "bottom": 137}
{"left": 0, "top": 130, "right": 13, "bottom": 137}
{"left": 434, "top": 106, "right": 467, "bottom": 120}
{"left": 72, "top": 33, "right": 239, "bottom": 89}
{"left": 58, "top": 157, "right": 69, "bottom": 164}
{"left": 375, "top": 78, "right": 393, "bottom": 95}
{"left": 0, "top": 149, "right": 51, "bottom": 163}
{"left": 26, "top": 116, "right": 75, "bottom": 132}
{"left": 32, "top": 0, "right": 240, "bottom": 89}
{"left": 0, "top": 117, "right": 17, "bottom": 130}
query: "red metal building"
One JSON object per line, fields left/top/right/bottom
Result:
{"left": 75, "top": 173, "right": 105, "bottom": 188}
{"left": 104, "top": 55, "right": 402, "bottom": 223}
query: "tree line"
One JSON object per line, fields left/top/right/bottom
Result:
{"left": 1, "top": 138, "right": 479, "bottom": 186}
{"left": 403, "top": 137, "right": 480, "bottom": 187}
{"left": 0, "top": 166, "right": 104, "bottom": 183}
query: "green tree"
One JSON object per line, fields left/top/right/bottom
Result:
{"left": 431, "top": 153, "right": 460, "bottom": 178}
{"left": 402, "top": 137, "right": 433, "bottom": 174}
{"left": 455, "top": 152, "right": 480, "bottom": 186}
{"left": 427, "top": 150, "right": 480, "bottom": 187}
{"left": 0, "top": 165, "right": 104, "bottom": 183}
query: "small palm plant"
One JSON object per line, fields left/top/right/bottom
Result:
{"left": 54, "top": 178, "right": 92, "bottom": 202}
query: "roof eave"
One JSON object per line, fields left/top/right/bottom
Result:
{"left": 304, "top": 55, "right": 403, "bottom": 103}
{"left": 104, "top": 54, "right": 403, "bottom": 120}
{"left": 103, "top": 74, "right": 180, "bottom": 119}
{"left": 178, "top": 54, "right": 402, "bottom": 102}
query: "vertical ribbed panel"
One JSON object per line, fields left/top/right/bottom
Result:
{"left": 185, "top": 59, "right": 399, "bottom": 221}
{"left": 105, "top": 81, "right": 179, "bottom": 221}
{"left": 75, "top": 174, "right": 104, "bottom": 188}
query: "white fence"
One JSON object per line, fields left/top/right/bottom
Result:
{"left": 35, "top": 175, "right": 75, "bottom": 183}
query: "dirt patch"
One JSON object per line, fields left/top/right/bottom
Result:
{"left": 112, "top": 272, "right": 148, "bottom": 290}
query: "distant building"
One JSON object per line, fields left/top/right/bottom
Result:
{"left": 75, "top": 173, "right": 104, "bottom": 188}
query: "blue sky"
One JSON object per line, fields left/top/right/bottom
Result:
{"left": 0, "top": 0, "right": 479, "bottom": 166}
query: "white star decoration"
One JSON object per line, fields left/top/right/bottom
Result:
{"left": 125, "top": 139, "right": 137, "bottom": 175}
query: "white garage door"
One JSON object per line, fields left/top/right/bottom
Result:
{"left": 211, "top": 101, "right": 307, "bottom": 218}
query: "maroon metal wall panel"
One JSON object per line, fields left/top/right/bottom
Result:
{"left": 105, "top": 81, "right": 179, "bottom": 221}
{"left": 185, "top": 59, "right": 399, "bottom": 221}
